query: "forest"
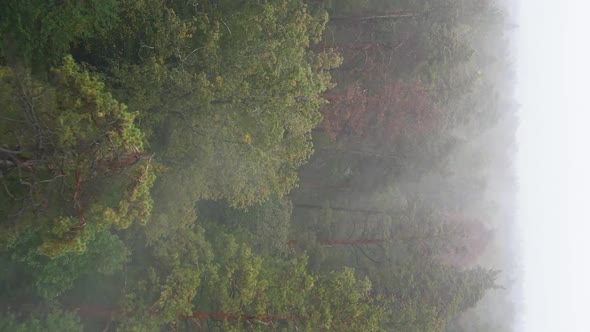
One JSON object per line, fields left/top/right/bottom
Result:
{"left": 0, "top": 0, "right": 518, "bottom": 331}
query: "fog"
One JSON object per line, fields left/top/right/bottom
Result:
{"left": 518, "top": 0, "right": 590, "bottom": 331}
{"left": 0, "top": 0, "right": 548, "bottom": 331}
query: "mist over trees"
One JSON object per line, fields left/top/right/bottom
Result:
{"left": 0, "top": 0, "right": 517, "bottom": 330}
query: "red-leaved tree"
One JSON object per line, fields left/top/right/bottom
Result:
{"left": 319, "top": 80, "right": 442, "bottom": 140}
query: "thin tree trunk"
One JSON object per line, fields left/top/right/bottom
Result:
{"left": 330, "top": 11, "right": 421, "bottom": 23}
{"left": 189, "top": 310, "right": 303, "bottom": 322}
{"left": 294, "top": 203, "right": 390, "bottom": 215}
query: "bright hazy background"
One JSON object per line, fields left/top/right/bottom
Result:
{"left": 517, "top": 0, "right": 590, "bottom": 330}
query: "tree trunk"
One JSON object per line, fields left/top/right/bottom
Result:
{"left": 330, "top": 10, "right": 420, "bottom": 24}
{"left": 294, "top": 203, "right": 390, "bottom": 215}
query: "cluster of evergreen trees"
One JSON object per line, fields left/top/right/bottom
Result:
{"left": 0, "top": 0, "right": 514, "bottom": 330}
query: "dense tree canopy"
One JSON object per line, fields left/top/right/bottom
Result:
{"left": 0, "top": 0, "right": 515, "bottom": 330}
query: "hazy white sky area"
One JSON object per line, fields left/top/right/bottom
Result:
{"left": 517, "top": 0, "right": 590, "bottom": 331}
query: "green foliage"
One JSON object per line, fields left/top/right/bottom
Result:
{"left": 200, "top": 234, "right": 267, "bottom": 314}
{"left": 0, "top": 309, "right": 83, "bottom": 332}
{"left": 0, "top": 56, "right": 154, "bottom": 257}
{"left": 35, "top": 231, "right": 129, "bottom": 300}
{"left": 119, "top": 208, "right": 213, "bottom": 328}
{"left": 3, "top": 229, "right": 128, "bottom": 301}
{"left": 49, "top": 55, "right": 144, "bottom": 154}
{"left": 98, "top": 0, "right": 340, "bottom": 207}
{"left": 97, "top": 161, "right": 156, "bottom": 230}
{"left": 0, "top": 0, "right": 119, "bottom": 67}
{"left": 196, "top": 233, "right": 381, "bottom": 331}
{"left": 0, "top": 0, "right": 509, "bottom": 330}
{"left": 201, "top": 196, "right": 293, "bottom": 256}
{"left": 307, "top": 268, "right": 384, "bottom": 331}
